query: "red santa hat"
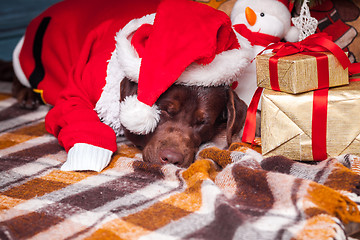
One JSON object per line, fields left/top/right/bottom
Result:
{"left": 117, "top": 0, "right": 251, "bottom": 135}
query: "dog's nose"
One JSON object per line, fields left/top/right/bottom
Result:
{"left": 160, "top": 149, "right": 184, "bottom": 166}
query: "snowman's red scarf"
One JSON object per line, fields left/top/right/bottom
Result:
{"left": 233, "top": 24, "right": 281, "bottom": 47}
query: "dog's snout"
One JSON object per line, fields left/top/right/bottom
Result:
{"left": 160, "top": 149, "right": 184, "bottom": 165}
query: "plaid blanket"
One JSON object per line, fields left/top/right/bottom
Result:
{"left": 1, "top": 83, "right": 360, "bottom": 240}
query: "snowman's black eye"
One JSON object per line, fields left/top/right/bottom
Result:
{"left": 260, "top": 12, "right": 265, "bottom": 17}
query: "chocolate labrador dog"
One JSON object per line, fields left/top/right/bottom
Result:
{"left": 120, "top": 78, "right": 247, "bottom": 168}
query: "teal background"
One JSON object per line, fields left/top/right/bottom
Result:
{"left": 0, "top": 0, "right": 60, "bottom": 61}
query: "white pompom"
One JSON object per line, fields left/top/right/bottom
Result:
{"left": 119, "top": 95, "right": 160, "bottom": 135}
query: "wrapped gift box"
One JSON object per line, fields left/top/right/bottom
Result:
{"left": 261, "top": 80, "right": 360, "bottom": 160}
{"left": 256, "top": 52, "right": 349, "bottom": 94}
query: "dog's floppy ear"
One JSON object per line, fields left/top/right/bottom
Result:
{"left": 226, "top": 89, "right": 247, "bottom": 146}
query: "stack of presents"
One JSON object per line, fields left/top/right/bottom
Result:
{"left": 254, "top": 34, "right": 360, "bottom": 162}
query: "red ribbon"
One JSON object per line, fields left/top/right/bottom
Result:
{"left": 310, "top": 52, "right": 329, "bottom": 160}
{"left": 349, "top": 62, "right": 360, "bottom": 76}
{"left": 312, "top": 88, "right": 328, "bottom": 160}
{"left": 241, "top": 87, "right": 263, "bottom": 144}
{"left": 265, "top": 33, "right": 350, "bottom": 92}
{"left": 263, "top": 33, "right": 350, "bottom": 68}
{"left": 269, "top": 55, "right": 281, "bottom": 91}
{"left": 242, "top": 33, "right": 351, "bottom": 160}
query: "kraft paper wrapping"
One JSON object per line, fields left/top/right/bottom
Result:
{"left": 256, "top": 52, "right": 349, "bottom": 94}
{"left": 261, "top": 80, "right": 360, "bottom": 161}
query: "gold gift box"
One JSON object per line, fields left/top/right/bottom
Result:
{"left": 256, "top": 52, "right": 349, "bottom": 94}
{"left": 261, "top": 80, "right": 360, "bottom": 160}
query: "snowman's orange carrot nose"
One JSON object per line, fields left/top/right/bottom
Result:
{"left": 245, "top": 7, "right": 256, "bottom": 26}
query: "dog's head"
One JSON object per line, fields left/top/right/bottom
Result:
{"left": 120, "top": 78, "right": 247, "bottom": 168}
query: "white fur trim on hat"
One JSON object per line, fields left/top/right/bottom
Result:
{"left": 94, "top": 42, "right": 125, "bottom": 136}
{"left": 94, "top": 14, "right": 155, "bottom": 136}
{"left": 177, "top": 47, "right": 252, "bottom": 87}
{"left": 119, "top": 95, "right": 160, "bottom": 135}
{"left": 116, "top": 13, "right": 155, "bottom": 82}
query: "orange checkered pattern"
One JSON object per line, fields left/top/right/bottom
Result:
{"left": 1, "top": 84, "right": 360, "bottom": 239}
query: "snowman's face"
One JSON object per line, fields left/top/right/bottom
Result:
{"left": 232, "top": 7, "right": 286, "bottom": 38}
{"left": 230, "top": 0, "right": 292, "bottom": 40}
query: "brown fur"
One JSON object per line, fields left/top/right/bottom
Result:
{"left": 120, "top": 78, "right": 247, "bottom": 168}
{"left": 12, "top": 75, "right": 40, "bottom": 109}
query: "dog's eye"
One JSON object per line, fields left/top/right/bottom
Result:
{"left": 160, "top": 102, "right": 179, "bottom": 117}
{"left": 194, "top": 111, "right": 208, "bottom": 126}
{"left": 195, "top": 119, "right": 206, "bottom": 126}
{"left": 167, "top": 105, "right": 178, "bottom": 115}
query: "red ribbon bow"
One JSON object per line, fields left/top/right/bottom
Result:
{"left": 263, "top": 33, "right": 350, "bottom": 69}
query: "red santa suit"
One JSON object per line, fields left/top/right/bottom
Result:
{"left": 13, "top": 0, "right": 251, "bottom": 171}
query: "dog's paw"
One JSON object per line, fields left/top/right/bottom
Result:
{"left": 17, "top": 89, "right": 40, "bottom": 110}
{"left": 12, "top": 78, "right": 40, "bottom": 110}
{"left": 0, "top": 60, "right": 40, "bottom": 110}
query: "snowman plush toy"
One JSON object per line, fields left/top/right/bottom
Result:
{"left": 231, "top": 0, "right": 300, "bottom": 108}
